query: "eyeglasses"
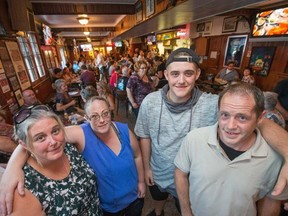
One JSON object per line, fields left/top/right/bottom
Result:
{"left": 13, "top": 104, "right": 51, "bottom": 125}
{"left": 140, "top": 67, "right": 147, "bottom": 70}
{"left": 87, "top": 110, "right": 111, "bottom": 122}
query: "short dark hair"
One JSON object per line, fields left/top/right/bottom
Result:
{"left": 218, "top": 83, "right": 264, "bottom": 118}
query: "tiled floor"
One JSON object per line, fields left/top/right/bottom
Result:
{"left": 114, "top": 103, "right": 181, "bottom": 216}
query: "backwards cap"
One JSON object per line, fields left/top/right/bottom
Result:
{"left": 165, "top": 48, "right": 200, "bottom": 67}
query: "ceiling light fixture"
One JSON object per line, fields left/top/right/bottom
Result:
{"left": 77, "top": 15, "right": 89, "bottom": 25}
{"left": 83, "top": 31, "right": 90, "bottom": 36}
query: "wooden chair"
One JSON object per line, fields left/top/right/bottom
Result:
{"left": 115, "top": 90, "right": 129, "bottom": 117}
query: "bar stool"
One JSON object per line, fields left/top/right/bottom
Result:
{"left": 115, "top": 90, "right": 129, "bottom": 117}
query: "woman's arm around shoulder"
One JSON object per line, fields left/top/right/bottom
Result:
{"left": 65, "top": 125, "right": 85, "bottom": 153}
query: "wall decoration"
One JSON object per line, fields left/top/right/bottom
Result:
{"left": 224, "top": 35, "right": 247, "bottom": 68}
{"left": 9, "top": 76, "right": 20, "bottom": 91}
{"left": 0, "top": 60, "right": 4, "bottom": 73}
{"left": 0, "top": 73, "right": 11, "bottom": 93}
{"left": 249, "top": 46, "right": 276, "bottom": 77}
{"left": 2, "top": 60, "right": 16, "bottom": 77}
{"left": 5, "top": 41, "right": 31, "bottom": 90}
{"left": 222, "top": 16, "right": 238, "bottom": 33}
{"left": 146, "top": 0, "right": 155, "bottom": 17}
{"left": 136, "top": 1, "right": 143, "bottom": 23}
{"left": 203, "top": 21, "right": 212, "bottom": 35}
{"left": 0, "top": 47, "right": 10, "bottom": 60}
{"left": 196, "top": 23, "right": 205, "bottom": 32}
{"left": 15, "top": 89, "right": 24, "bottom": 106}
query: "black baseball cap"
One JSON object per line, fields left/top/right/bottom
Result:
{"left": 165, "top": 48, "right": 200, "bottom": 67}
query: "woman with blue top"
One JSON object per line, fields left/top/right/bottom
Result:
{"left": 0, "top": 97, "right": 145, "bottom": 216}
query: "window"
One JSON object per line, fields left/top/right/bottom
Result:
{"left": 17, "top": 32, "right": 45, "bottom": 82}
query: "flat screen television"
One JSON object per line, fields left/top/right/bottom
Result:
{"left": 42, "top": 24, "right": 53, "bottom": 45}
{"left": 115, "top": 41, "right": 122, "bottom": 47}
{"left": 250, "top": 6, "right": 288, "bottom": 42}
{"left": 80, "top": 44, "right": 92, "bottom": 51}
{"left": 147, "top": 35, "right": 156, "bottom": 43}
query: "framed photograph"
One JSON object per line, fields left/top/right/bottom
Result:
{"left": 0, "top": 73, "right": 11, "bottom": 93}
{"left": 196, "top": 23, "right": 205, "bottom": 32}
{"left": 2, "top": 60, "right": 16, "bottom": 77}
{"left": 5, "top": 41, "right": 31, "bottom": 90}
{"left": 146, "top": 0, "right": 155, "bottom": 17}
{"left": 224, "top": 35, "right": 247, "bottom": 68}
{"left": 15, "top": 89, "right": 24, "bottom": 106}
{"left": 249, "top": 47, "right": 276, "bottom": 77}
{"left": 135, "top": 1, "right": 143, "bottom": 23}
{"left": 222, "top": 16, "right": 238, "bottom": 33}
{"left": 9, "top": 76, "right": 20, "bottom": 91}
{"left": 204, "top": 21, "right": 212, "bottom": 34}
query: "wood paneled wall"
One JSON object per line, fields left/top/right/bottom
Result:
{"left": 203, "top": 35, "right": 288, "bottom": 91}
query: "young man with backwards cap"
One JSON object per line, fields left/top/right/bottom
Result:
{"left": 134, "top": 48, "right": 288, "bottom": 216}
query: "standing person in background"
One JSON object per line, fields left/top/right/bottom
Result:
{"left": 274, "top": 78, "right": 288, "bottom": 121}
{"left": 153, "top": 56, "right": 167, "bottom": 89}
{"left": 215, "top": 61, "right": 239, "bottom": 83}
{"left": 94, "top": 50, "right": 107, "bottom": 82}
{"left": 126, "top": 60, "right": 154, "bottom": 118}
{"left": 241, "top": 67, "right": 255, "bottom": 85}
{"left": 175, "top": 84, "right": 286, "bottom": 216}
{"left": 22, "top": 89, "right": 41, "bottom": 109}
{"left": 80, "top": 64, "right": 97, "bottom": 88}
{"left": 135, "top": 48, "right": 288, "bottom": 216}
{"left": 109, "top": 66, "right": 120, "bottom": 91}
{"left": 117, "top": 66, "right": 130, "bottom": 91}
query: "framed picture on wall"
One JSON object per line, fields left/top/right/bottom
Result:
{"left": 196, "top": 23, "right": 205, "bottom": 32}
{"left": 15, "top": 89, "right": 24, "bottom": 106}
{"left": 136, "top": 1, "right": 143, "bottom": 23}
{"left": 203, "top": 21, "right": 212, "bottom": 35}
{"left": 222, "top": 16, "right": 238, "bottom": 33}
{"left": 224, "top": 35, "right": 247, "bottom": 68}
{"left": 9, "top": 76, "right": 20, "bottom": 91}
{"left": 249, "top": 46, "right": 276, "bottom": 77}
{"left": 146, "top": 0, "right": 155, "bottom": 17}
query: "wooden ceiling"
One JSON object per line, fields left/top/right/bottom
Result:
{"left": 29, "top": 0, "right": 288, "bottom": 43}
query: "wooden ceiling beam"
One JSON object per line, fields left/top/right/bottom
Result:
{"left": 32, "top": 3, "right": 135, "bottom": 15}
{"left": 52, "top": 27, "right": 116, "bottom": 33}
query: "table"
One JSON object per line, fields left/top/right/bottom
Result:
{"left": 199, "top": 80, "right": 227, "bottom": 94}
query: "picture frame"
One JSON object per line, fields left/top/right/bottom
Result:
{"left": 15, "top": 89, "right": 24, "bottom": 106}
{"left": 0, "top": 73, "right": 11, "bottom": 93}
{"left": 222, "top": 16, "right": 238, "bottom": 33}
{"left": 224, "top": 35, "right": 247, "bottom": 68}
{"left": 249, "top": 46, "right": 276, "bottom": 77}
{"left": 0, "top": 59, "right": 4, "bottom": 73}
{"left": 135, "top": 1, "right": 143, "bottom": 23}
{"left": 196, "top": 23, "right": 205, "bottom": 32}
{"left": 146, "top": 0, "right": 155, "bottom": 17}
{"left": 5, "top": 41, "right": 31, "bottom": 90}
{"left": 203, "top": 21, "right": 212, "bottom": 35}
{"left": 9, "top": 76, "right": 20, "bottom": 91}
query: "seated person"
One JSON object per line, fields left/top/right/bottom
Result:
{"left": 97, "top": 82, "right": 115, "bottom": 116}
{"left": 175, "top": 83, "right": 288, "bottom": 216}
{"left": 241, "top": 67, "right": 255, "bottom": 85}
{"left": 117, "top": 66, "right": 130, "bottom": 91}
{"left": 263, "top": 91, "right": 286, "bottom": 128}
{"left": 21, "top": 89, "right": 41, "bottom": 109}
{"left": 215, "top": 61, "right": 239, "bottom": 83}
{"left": 80, "top": 85, "right": 98, "bottom": 103}
{"left": 51, "top": 68, "right": 63, "bottom": 82}
{"left": 0, "top": 110, "right": 17, "bottom": 164}
{"left": 53, "top": 79, "right": 83, "bottom": 115}
{"left": 80, "top": 65, "right": 96, "bottom": 88}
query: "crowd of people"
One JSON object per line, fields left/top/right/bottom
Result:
{"left": 0, "top": 48, "right": 288, "bottom": 216}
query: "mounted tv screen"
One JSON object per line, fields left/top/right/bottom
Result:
{"left": 251, "top": 6, "right": 288, "bottom": 41}
{"left": 80, "top": 44, "right": 92, "bottom": 51}
{"left": 147, "top": 35, "right": 156, "bottom": 43}
{"left": 115, "top": 41, "right": 122, "bottom": 47}
{"left": 42, "top": 24, "right": 53, "bottom": 45}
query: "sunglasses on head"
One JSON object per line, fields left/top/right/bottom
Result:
{"left": 13, "top": 104, "right": 51, "bottom": 125}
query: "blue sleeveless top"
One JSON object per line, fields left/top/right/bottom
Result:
{"left": 81, "top": 122, "right": 138, "bottom": 213}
